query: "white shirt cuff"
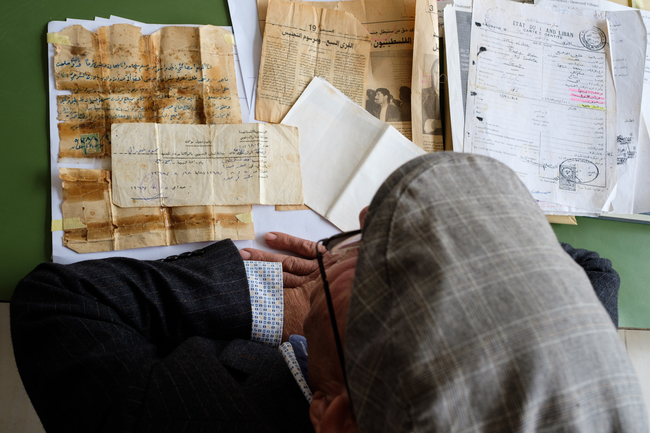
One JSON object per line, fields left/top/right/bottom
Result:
{"left": 279, "top": 342, "right": 313, "bottom": 403}
{"left": 244, "top": 261, "right": 283, "bottom": 347}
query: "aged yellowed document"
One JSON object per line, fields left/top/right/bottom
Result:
{"left": 51, "top": 23, "right": 253, "bottom": 253}
{"left": 60, "top": 168, "right": 254, "bottom": 253}
{"left": 256, "top": 0, "right": 415, "bottom": 138}
{"left": 54, "top": 24, "right": 241, "bottom": 159}
{"left": 411, "top": 0, "right": 443, "bottom": 152}
{"left": 256, "top": 0, "right": 371, "bottom": 123}
{"left": 257, "top": 0, "right": 415, "bottom": 34}
{"left": 111, "top": 123, "right": 303, "bottom": 207}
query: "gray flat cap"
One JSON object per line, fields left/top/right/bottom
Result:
{"left": 346, "top": 153, "right": 647, "bottom": 432}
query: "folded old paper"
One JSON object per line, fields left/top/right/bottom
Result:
{"left": 60, "top": 168, "right": 254, "bottom": 253}
{"left": 257, "top": 0, "right": 417, "bottom": 139}
{"left": 53, "top": 24, "right": 241, "bottom": 159}
{"left": 256, "top": 0, "right": 371, "bottom": 123}
{"left": 411, "top": 0, "right": 443, "bottom": 152}
{"left": 282, "top": 77, "right": 425, "bottom": 231}
{"left": 112, "top": 123, "right": 303, "bottom": 207}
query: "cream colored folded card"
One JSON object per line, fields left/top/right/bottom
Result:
{"left": 256, "top": 0, "right": 371, "bottom": 123}
{"left": 282, "top": 77, "right": 426, "bottom": 231}
{"left": 112, "top": 123, "right": 303, "bottom": 207}
{"left": 53, "top": 24, "right": 241, "bottom": 159}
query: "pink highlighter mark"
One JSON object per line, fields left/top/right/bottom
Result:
{"left": 569, "top": 88, "right": 603, "bottom": 95}
{"left": 571, "top": 98, "right": 605, "bottom": 104}
{"left": 569, "top": 88, "right": 604, "bottom": 104}
{"left": 570, "top": 93, "right": 604, "bottom": 100}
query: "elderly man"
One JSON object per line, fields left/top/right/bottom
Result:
{"left": 11, "top": 153, "right": 646, "bottom": 432}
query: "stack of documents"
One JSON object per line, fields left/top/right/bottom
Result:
{"left": 231, "top": 0, "right": 445, "bottom": 152}
{"left": 47, "top": 16, "right": 341, "bottom": 263}
{"left": 48, "top": 8, "right": 427, "bottom": 262}
{"left": 51, "top": 0, "right": 650, "bottom": 263}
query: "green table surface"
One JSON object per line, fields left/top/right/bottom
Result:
{"left": 1, "top": 2, "right": 648, "bottom": 329}
{"left": 553, "top": 217, "right": 650, "bottom": 329}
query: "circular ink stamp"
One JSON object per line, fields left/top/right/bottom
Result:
{"left": 579, "top": 27, "right": 606, "bottom": 51}
{"left": 484, "top": 7, "right": 508, "bottom": 31}
{"left": 558, "top": 158, "right": 599, "bottom": 191}
{"left": 140, "top": 172, "right": 175, "bottom": 202}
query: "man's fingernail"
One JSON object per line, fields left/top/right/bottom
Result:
{"left": 240, "top": 250, "right": 251, "bottom": 259}
{"left": 265, "top": 233, "right": 277, "bottom": 241}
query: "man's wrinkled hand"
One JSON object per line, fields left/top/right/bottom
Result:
{"left": 240, "top": 232, "right": 340, "bottom": 288}
{"left": 240, "top": 232, "right": 342, "bottom": 342}
{"left": 281, "top": 280, "right": 318, "bottom": 342}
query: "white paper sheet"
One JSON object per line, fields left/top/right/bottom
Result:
{"left": 282, "top": 77, "right": 426, "bottom": 231}
{"left": 633, "top": 10, "right": 650, "bottom": 213}
{"left": 227, "top": 0, "right": 264, "bottom": 122}
{"left": 464, "top": 0, "right": 617, "bottom": 214}
{"left": 633, "top": 114, "right": 650, "bottom": 212}
{"left": 534, "top": 0, "right": 630, "bottom": 14}
{"left": 605, "top": 10, "right": 646, "bottom": 213}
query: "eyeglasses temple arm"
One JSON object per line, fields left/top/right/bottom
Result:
{"left": 316, "top": 244, "right": 355, "bottom": 418}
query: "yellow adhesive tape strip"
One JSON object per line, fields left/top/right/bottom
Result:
{"left": 546, "top": 215, "right": 577, "bottom": 225}
{"left": 47, "top": 33, "right": 72, "bottom": 46}
{"left": 51, "top": 218, "right": 87, "bottom": 231}
{"left": 632, "top": 0, "right": 645, "bottom": 9}
{"left": 223, "top": 34, "right": 235, "bottom": 45}
{"left": 235, "top": 212, "right": 253, "bottom": 224}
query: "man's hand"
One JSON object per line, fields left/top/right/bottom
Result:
{"left": 281, "top": 279, "right": 318, "bottom": 342}
{"left": 240, "top": 205, "right": 368, "bottom": 342}
{"left": 240, "top": 232, "right": 340, "bottom": 288}
{"left": 240, "top": 232, "right": 340, "bottom": 342}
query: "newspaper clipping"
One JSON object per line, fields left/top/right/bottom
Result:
{"left": 256, "top": 0, "right": 417, "bottom": 140}
{"left": 256, "top": 0, "right": 371, "bottom": 123}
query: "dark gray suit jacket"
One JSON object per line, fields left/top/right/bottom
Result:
{"left": 11, "top": 240, "right": 313, "bottom": 433}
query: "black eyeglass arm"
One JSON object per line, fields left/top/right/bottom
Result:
{"left": 316, "top": 243, "right": 355, "bottom": 418}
